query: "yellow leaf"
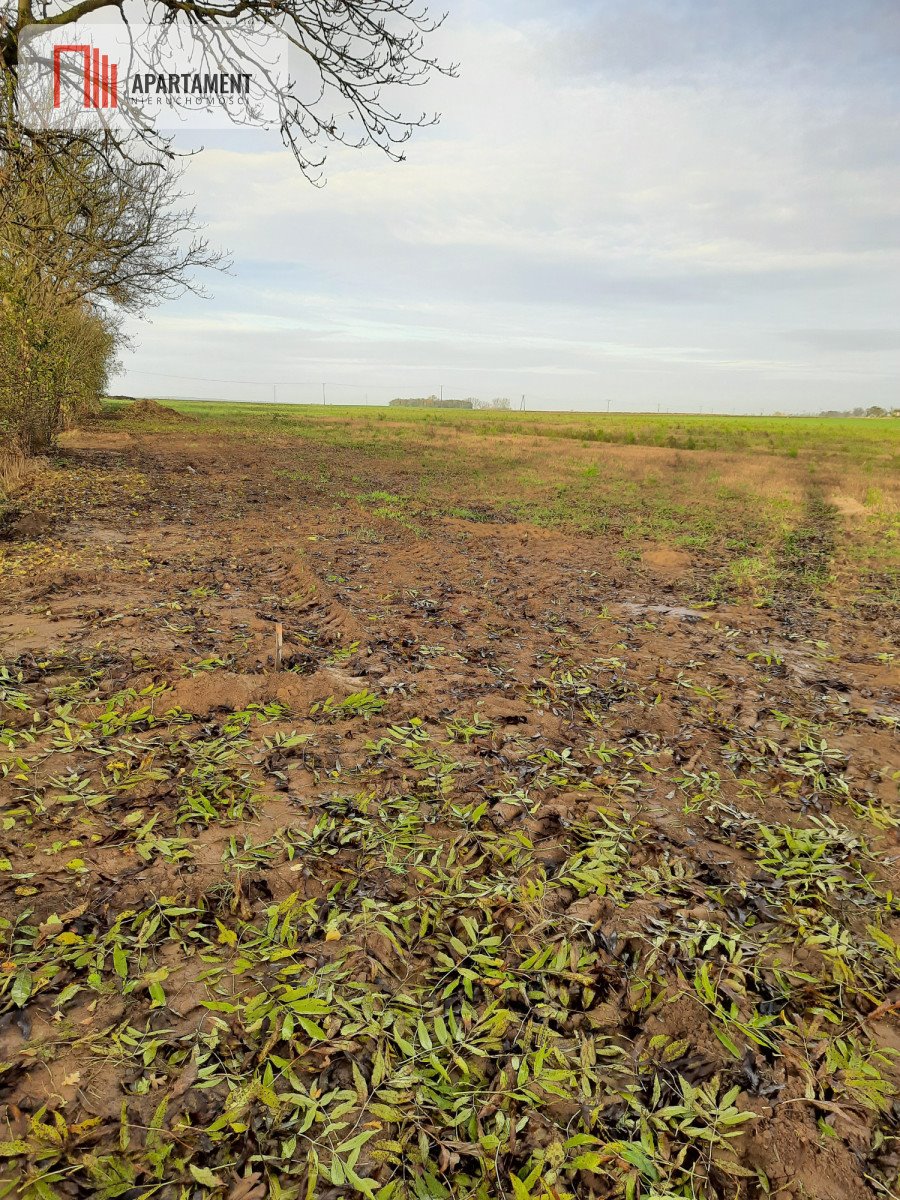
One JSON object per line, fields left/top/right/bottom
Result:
{"left": 216, "top": 919, "right": 237, "bottom": 947}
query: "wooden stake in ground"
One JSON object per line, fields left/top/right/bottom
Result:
{"left": 274, "top": 621, "right": 283, "bottom": 672}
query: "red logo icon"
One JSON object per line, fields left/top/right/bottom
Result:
{"left": 53, "top": 44, "right": 118, "bottom": 109}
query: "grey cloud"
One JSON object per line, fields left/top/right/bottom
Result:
{"left": 522, "top": 0, "right": 900, "bottom": 87}
{"left": 781, "top": 328, "right": 900, "bottom": 352}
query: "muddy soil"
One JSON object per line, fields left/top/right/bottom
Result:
{"left": 0, "top": 427, "right": 898, "bottom": 1200}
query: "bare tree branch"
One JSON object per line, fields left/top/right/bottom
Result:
{"left": 3, "top": 0, "right": 456, "bottom": 178}
{"left": 1, "top": 131, "right": 226, "bottom": 311}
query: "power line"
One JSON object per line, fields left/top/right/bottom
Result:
{"left": 118, "top": 368, "right": 809, "bottom": 416}
{"left": 126, "top": 368, "right": 375, "bottom": 389}
{"left": 121, "top": 368, "right": 578, "bottom": 404}
{"left": 121, "top": 368, "right": 601, "bottom": 409}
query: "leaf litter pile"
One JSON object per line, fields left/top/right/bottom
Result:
{"left": 0, "top": 420, "right": 898, "bottom": 1200}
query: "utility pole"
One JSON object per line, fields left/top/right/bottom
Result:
{"left": 440, "top": 385, "right": 443, "bottom": 403}
{"left": 322, "top": 382, "right": 326, "bottom": 405}
{"left": 273, "top": 383, "right": 278, "bottom": 404}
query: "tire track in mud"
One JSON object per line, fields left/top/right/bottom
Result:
{"left": 772, "top": 489, "right": 838, "bottom": 634}
{"left": 276, "top": 556, "right": 365, "bottom": 646}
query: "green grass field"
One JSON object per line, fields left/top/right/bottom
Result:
{"left": 104, "top": 398, "right": 900, "bottom": 463}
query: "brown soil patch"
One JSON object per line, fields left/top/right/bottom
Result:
{"left": 0, "top": 423, "right": 897, "bottom": 1200}
{"left": 126, "top": 398, "right": 194, "bottom": 422}
{"left": 642, "top": 546, "right": 692, "bottom": 576}
{"left": 831, "top": 492, "right": 869, "bottom": 516}
{"left": 0, "top": 613, "right": 83, "bottom": 655}
{"left": 57, "top": 429, "right": 135, "bottom": 450}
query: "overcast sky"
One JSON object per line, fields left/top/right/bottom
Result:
{"left": 114, "top": 0, "right": 900, "bottom": 413}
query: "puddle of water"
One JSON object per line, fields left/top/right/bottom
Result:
{"left": 71, "top": 524, "right": 129, "bottom": 546}
{"left": 615, "top": 602, "right": 709, "bottom": 621}
{"left": 0, "top": 615, "right": 83, "bottom": 656}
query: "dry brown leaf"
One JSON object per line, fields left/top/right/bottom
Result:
{"left": 227, "top": 1172, "right": 266, "bottom": 1200}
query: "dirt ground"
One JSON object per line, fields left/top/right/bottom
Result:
{"left": 0, "top": 412, "right": 898, "bottom": 1200}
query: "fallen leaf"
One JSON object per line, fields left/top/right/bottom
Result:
{"left": 227, "top": 1172, "right": 266, "bottom": 1200}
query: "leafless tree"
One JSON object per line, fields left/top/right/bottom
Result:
{"left": 2, "top": 0, "right": 455, "bottom": 179}
{"left": 1, "top": 132, "right": 225, "bottom": 308}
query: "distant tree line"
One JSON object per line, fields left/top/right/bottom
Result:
{"left": 390, "top": 396, "right": 512, "bottom": 410}
{"left": 819, "top": 406, "right": 898, "bottom": 418}
{"left": 390, "top": 396, "right": 473, "bottom": 409}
